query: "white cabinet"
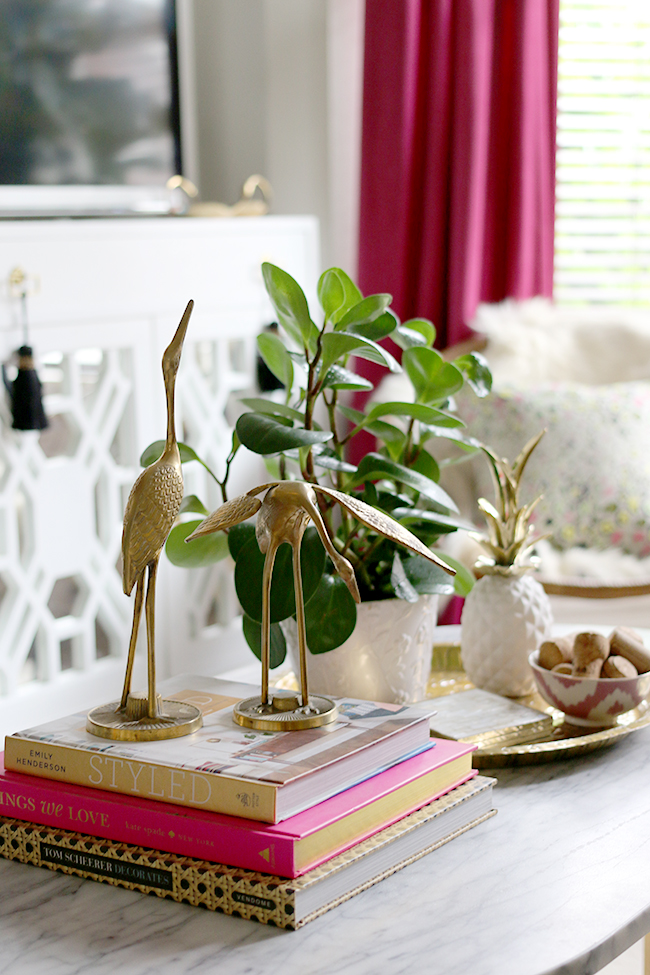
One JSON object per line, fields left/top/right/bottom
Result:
{"left": 0, "top": 215, "right": 319, "bottom": 736}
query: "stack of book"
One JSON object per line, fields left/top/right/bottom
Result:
{"left": 0, "top": 674, "right": 496, "bottom": 929}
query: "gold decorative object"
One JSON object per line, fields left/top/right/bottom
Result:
{"left": 188, "top": 174, "right": 272, "bottom": 218}
{"left": 87, "top": 301, "right": 203, "bottom": 742}
{"left": 460, "top": 431, "right": 553, "bottom": 698}
{"left": 429, "top": 643, "right": 650, "bottom": 766}
{"left": 187, "top": 480, "right": 454, "bottom": 731}
{"left": 470, "top": 429, "right": 548, "bottom": 576}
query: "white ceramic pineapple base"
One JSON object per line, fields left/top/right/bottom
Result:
{"left": 460, "top": 572, "right": 553, "bottom": 697}
{"left": 282, "top": 595, "right": 438, "bottom": 704}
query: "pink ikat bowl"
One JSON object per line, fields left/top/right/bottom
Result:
{"left": 529, "top": 650, "right": 650, "bottom": 727}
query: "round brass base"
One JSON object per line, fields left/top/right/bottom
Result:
{"left": 232, "top": 692, "right": 338, "bottom": 731}
{"left": 86, "top": 697, "right": 203, "bottom": 741}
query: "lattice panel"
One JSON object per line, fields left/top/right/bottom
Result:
{"left": 0, "top": 316, "right": 268, "bottom": 706}
{"left": 0, "top": 334, "right": 144, "bottom": 698}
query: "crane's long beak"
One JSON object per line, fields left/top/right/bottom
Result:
{"left": 165, "top": 299, "right": 194, "bottom": 359}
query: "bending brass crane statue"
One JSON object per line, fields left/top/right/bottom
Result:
{"left": 187, "top": 480, "right": 454, "bottom": 730}
{"left": 87, "top": 300, "right": 202, "bottom": 741}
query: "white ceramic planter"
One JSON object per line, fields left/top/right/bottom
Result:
{"left": 282, "top": 595, "right": 438, "bottom": 704}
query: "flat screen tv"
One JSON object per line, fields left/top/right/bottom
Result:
{"left": 0, "top": 0, "right": 183, "bottom": 217}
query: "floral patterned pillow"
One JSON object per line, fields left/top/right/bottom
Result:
{"left": 457, "top": 382, "right": 650, "bottom": 557}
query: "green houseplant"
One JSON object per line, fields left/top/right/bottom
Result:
{"left": 143, "top": 264, "right": 491, "bottom": 679}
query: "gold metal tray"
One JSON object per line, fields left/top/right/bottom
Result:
{"left": 275, "top": 643, "right": 650, "bottom": 767}
{"left": 429, "top": 644, "right": 650, "bottom": 767}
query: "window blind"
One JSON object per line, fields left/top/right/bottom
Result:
{"left": 555, "top": 0, "right": 650, "bottom": 305}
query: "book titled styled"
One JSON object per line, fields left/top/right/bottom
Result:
{"left": 0, "top": 775, "right": 496, "bottom": 929}
{"left": 0, "top": 742, "right": 476, "bottom": 877}
{"left": 4, "top": 676, "right": 434, "bottom": 823}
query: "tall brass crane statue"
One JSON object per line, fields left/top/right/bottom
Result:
{"left": 187, "top": 480, "right": 454, "bottom": 730}
{"left": 87, "top": 301, "right": 202, "bottom": 741}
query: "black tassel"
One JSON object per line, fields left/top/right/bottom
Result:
{"left": 4, "top": 345, "right": 48, "bottom": 431}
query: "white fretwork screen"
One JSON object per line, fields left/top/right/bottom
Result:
{"left": 0, "top": 216, "right": 320, "bottom": 736}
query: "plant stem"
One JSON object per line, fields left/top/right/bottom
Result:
{"left": 302, "top": 334, "right": 323, "bottom": 483}
{"left": 404, "top": 417, "right": 416, "bottom": 466}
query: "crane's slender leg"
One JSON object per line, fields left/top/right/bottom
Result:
{"left": 260, "top": 540, "right": 280, "bottom": 706}
{"left": 291, "top": 536, "right": 309, "bottom": 708}
{"left": 120, "top": 573, "right": 145, "bottom": 709}
{"left": 144, "top": 556, "right": 160, "bottom": 718}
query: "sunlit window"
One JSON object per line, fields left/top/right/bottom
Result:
{"left": 555, "top": 0, "right": 650, "bottom": 305}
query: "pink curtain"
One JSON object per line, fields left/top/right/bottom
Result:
{"left": 357, "top": 0, "right": 559, "bottom": 351}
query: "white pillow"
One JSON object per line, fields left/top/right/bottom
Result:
{"left": 457, "top": 381, "right": 650, "bottom": 557}
{"left": 470, "top": 298, "right": 650, "bottom": 386}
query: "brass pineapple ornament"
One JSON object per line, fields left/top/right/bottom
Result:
{"left": 460, "top": 430, "right": 553, "bottom": 697}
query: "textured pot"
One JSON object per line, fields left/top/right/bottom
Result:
{"left": 282, "top": 595, "right": 438, "bottom": 704}
{"left": 460, "top": 572, "right": 553, "bottom": 697}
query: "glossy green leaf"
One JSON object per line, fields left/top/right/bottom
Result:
{"left": 409, "top": 449, "right": 440, "bottom": 483}
{"left": 346, "top": 309, "right": 399, "bottom": 342}
{"left": 392, "top": 507, "right": 475, "bottom": 533}
{"left": 317, "top": 268, "right": 346, "bottom": 323}
{"left": 318, "top": 332, "right": 399, "bottom": 377}
{"left": 393, "top": 552, "right": 456, "bottom": 597}
{"left": 336, "top": 404, "right": 366, "bottom": 424}
{"left": 431, "top": 551, "right": 476, "bottom": 597}
{"left": 402, "top": 318, "right": 436, "bottom": 346}
{"left": 140, "top": 440, "right": 164, "bottom": 467}
{"left": 453, "top": 352, "right": 493, "bottom": 398}
{"left": 242, "top": 614, "right": 287, "bottom": 669}
{"left": 362, "top": 480, "right": 379, "bottom": 506}
{"left": 335, "top": 293, "right": 392, "bottom": 330}
{"left": 353, "top": 452, "right": 458, "bottom": 510}
{"left": 360, "top": 418, "right": 405, "bottom": 447}
{"left": 140, "top": 440, "right": 199, "bottom": 468}
{"left": 374, "top": 489, "right": 411, "bottom": 512}
{"left": 239, "top": 398, "right": 304, "bottom": 423}
{"left": 179, "top": 494, "right": 209, "bottom": 516}
{"left": 236, "top": 412, "right": 332, "bottom": 455}
{"left": 352, "top": 338, "right": 401, "bottom": 373}
{"left": 318, "top": 332, "right": 366, "bottom": 374}
{"left": 257, "top": 332, "right": 294, "bottom": 390}
{"left": 317, "top": 268, "right": 363, "bottom": 325}
{"left": 402, "top": 347, "right": 464, "bottom": 405}
{"left": 165, "top": 520, "right": 229, "bottom": 568}
{"left": 320, "top": 333, "right": 401, "bottom": 376}
{"left": 261, "top": 263, "right": 318, "bottom": 350}
{"left": 228, "top": 521, "right": 257, "bottom": 561}
{"left": 391, "top": 327, "right": 427, "bottom": 350}
{"left": 365, "top": 401, "right": 461, "bottom": 426}
{"left": 304, "top": 574, "right": 357, "bottom": 653}
{"left": 312, "top": 449, "right": 357, "bottom": 473}
{"left": 234, "top": 527, "right": 326, "bottom": 623}
{"left": 419, "top": 426, "right": 483, "bottom": 450}
{"left": 390, "top": 553, "right": 419, "bottom": 602}
{"left": 321, "top": 363, "right": 373, "bottom": 391}
{"left": 416, "top": 411, "right": 465, "bottom": 429}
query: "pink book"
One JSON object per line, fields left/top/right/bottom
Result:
{"left": 0, "top": 741, "right": 476, "bottom": 878}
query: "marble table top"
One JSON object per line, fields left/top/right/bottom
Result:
{"left": 1, "top": 716, "right": 650, "bottom": 975}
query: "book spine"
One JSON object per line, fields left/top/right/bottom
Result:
{"left": 0, "top": 816, "right": 302, "bottom": 930}
{"left": 0, "top": 772, "right": 296, "bottom": 876}
{"left": 4, "top": 738, "right": 278, "bottom": 822}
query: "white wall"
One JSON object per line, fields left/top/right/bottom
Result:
{"left": 182, "top": 0, "right": 364, "bottom": 274}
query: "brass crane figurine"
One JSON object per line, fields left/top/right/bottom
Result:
{"left": 87, "top": 301, "right": 203, "bottom": 741}
{"left": 187, "top": 480, "right": 454, "bottom": 730}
